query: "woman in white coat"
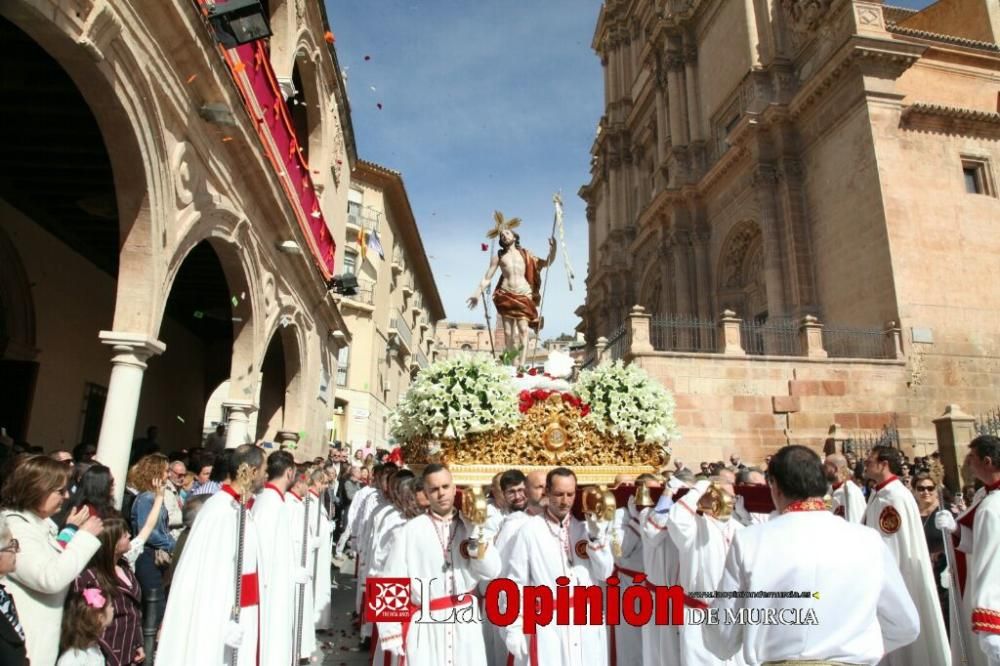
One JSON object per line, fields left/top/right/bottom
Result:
{"left": 1, "top": 455, "right": 104, "bottom": 666}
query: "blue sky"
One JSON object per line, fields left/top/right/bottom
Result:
{"left": 326, "top": 0, "right": 936, "bottom": 339}
{"left": 327, "top": 0, "right": 604, "bottom": 339}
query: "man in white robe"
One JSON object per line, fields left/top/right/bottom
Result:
{"left": 156, "top": 445, "right": 267, "bottom": 666}
{"left": 307, "top": 468, "right": 334, "bottom": 634}
{"left": 356, "top": 464, "right": 394, "bottom": 641}
{"left": 826, "top": 453, "right": 865, "bottom": 523}
{"left": 250, "top": 450, "right": 302, "bottom": 666}
{"left": 377, "top": 464, "right": 501, "bottom": 665}
{"left": 640, "top": 484, "right": 683, "bottom": 666}
{"left": 502, "top": 467, "right": 614, "bottom": 666}
{"left": 732, "top": 468, "right": 775, "bottom": 526}
{"left": 707, "top": 444, "right": 920, "bottom": 664}
{"left": 608, "top": 473, "right": 659, "bottom": 666}
{"left": 937, "top": 435, "right": 1000, "bottom": 666}
{"left": 863, "top": 445, "right": 951, "bottom": 666}
{"left": 667, "top": 476, "right": 745, "bottom": 666}
{"left": 288, "top": 464, "right": 318, "bottom": 661}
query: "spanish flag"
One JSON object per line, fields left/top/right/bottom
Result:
{"left": 357, "top": 226, "right": 367, "bottom": 262}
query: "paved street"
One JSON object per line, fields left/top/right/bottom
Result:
{"left": 320, "top": 554, "right": 370, "bottom": 666}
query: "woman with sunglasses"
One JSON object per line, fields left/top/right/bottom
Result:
{"left": 913, "top": 472, "right": 952, "bottom": 629}
{"left": 0, "top": 514, "right": 27, "bottom": 665}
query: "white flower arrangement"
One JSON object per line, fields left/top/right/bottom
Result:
{"left": 575, "top": 360, "right": 680, "bottom": 454}
{"left": 389, "top": 355, "right": 520, "bottom": 441}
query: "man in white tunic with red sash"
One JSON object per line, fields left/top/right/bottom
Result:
{"left": 250, "top": 450, "right": 301, "bottom": 666}
{"left": 502, "top": 467, "right": 614, "bottom": 666}
{"left": 826, "top": 453, "right": 865, "bottom": 523}
{"left": 707, "top": 445, "right": 920, "bottom": 665}
{"left": 609, "top": 480, "right": 651, "bottom": 666}
{"left": 156, "top": 445, "right": 267, "bottom": 666}
{"left": 377, "top": 464, "right": 501, "bottom": 665}
{"left": 667, "top": 475, "right": 746, "bottom": 666}
{"left": 936, "top": 435, "right": 1000, "bottom": 666}
{"left": 862, "top": 445, "right": 951, "bottom": 666}
{"left": 357, "top": 464, "right": 395, "bottom": 643}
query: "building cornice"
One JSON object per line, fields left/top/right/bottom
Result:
{"left": 886, "top": 23, "right": 1000, "bottom": 53}
{"left": 901, "top": 103, "right": 1000, "bottom": 138}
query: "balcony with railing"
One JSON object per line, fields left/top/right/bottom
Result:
{"left": 389, "top": 312, "right": 413, "bottom": 354}
{"left": 391, "top": 245, "right": 404, "bottom": 275}
{"left": 347, "top": 204, "right": 381, "bottom": 234}
{"left": 339, "top": 279, "right": 376, "bottom": 312}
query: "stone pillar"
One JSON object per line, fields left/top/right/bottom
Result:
{"left": 654, "top": 80, "right": 669, "bottom": 169}
{"left": 883, "top": 320, "right": 903, "bottom": 359}
{"left": 276, "top": 430, "right": 301, "bottom": 451}
{"left": 684, "top": 47, "right": 702, "bottom": 142}
{"left": 666, "top": 54, "right": 688, "bottom": 146}
{"left": 692, "top": 223, "right": 711, "bottom": 321}
{"left": 672, "top": 230, "right": 692, "bottom": 315}
{"left": 933, "top": 405, "right": 977, "bottom": 493}
{"left": 718, "top": 310, "right": 745, "bottom": 355}
{"left": 223, "top": 400, "right": 258, "bottom": 448}
{"left": 799, "top": 315, "right": 827, "bottom": 358}
{"left": 95, "top": 331, "right": 166, "bottom": 508}
{"left": 608, "top": 158, "right": 620, "bottom": 229}
{"left": 753, "top": 165, "right": 787, "bottom": 315}
{"left": 595, "top": 336, "right": 609, "bottom": 365}
{"left": 628, "top": 305, "right": 653, "bottom": 355}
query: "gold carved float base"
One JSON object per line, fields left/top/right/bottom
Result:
{"left": 400, "top": 394, "right": 665, "bottom": 486}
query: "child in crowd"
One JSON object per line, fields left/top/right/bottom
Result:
{"left": 58, "top": 585, "right": 113, "bottom": 665}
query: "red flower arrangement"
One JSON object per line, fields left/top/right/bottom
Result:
{"left": 517, "top": 389, "right": 591, "bottom": 416}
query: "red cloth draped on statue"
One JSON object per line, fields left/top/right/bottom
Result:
{"left": 493, "top": 248, "right": 543, "bottom": 331}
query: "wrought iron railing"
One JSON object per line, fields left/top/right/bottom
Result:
{"left": 741, "top": 317, "right": 800, "bottom": 356}
{"left": 651, "top": 314, "right": 717, "bottom": 353}
{"left": 822, "top": 326, "right": 893, "bottom": 359}
{"left": 606, "top": 323, "right": 629, "bottom": 361}
{"left": 391, "top": 315, "right": 412, "bottom": 349}
{"left": 841, "top": 418, "right": 901, "bottom": 458}
{"left": 580, "top": 349, "right": 597, "bottom": 370}
{"left": 976, "top": 407, "right": 1000, "bottom": 436}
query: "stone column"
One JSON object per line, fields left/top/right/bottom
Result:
{"left": 672, "top": 229, "right": 692, "bottom": 315}
{"left": 666, "top": 53, "right": 688, "bottom": 147}
{"left": 275, "top": 430, "right": 301, "bottom": 451}
{"left": 223, "top": 400, "right": 258, "bottom": 448}
{"left": 753, "top": 165, "right": 787, "bottom": 315}
{"left": 799, "top": 315, "right": 827, "bottom": 358}
{"left": 654, "top": 81, "right": 669, "bottom": 173}
{"left": 628, "top": 305, "right": 653, "bottom": 355}
{"left": 883, "top": 320, "right": 903, "bottom": 359}
{"left": 595, "top": 336, "right": 609, "bottom": 365}
{"left": 933, "top": 405, "right": 977, "bottom": 493}
{"left": 95, "top": 331, "right": 166, "bottom": 508}
{"left": 692, "top": 220, "right": 711, "bottom": 321}
{"left": 684, "top": 46, "right": 702, "bottom": 142}
{"left": 718, "top": 310, "right": 745, "bottom": 355}
{"left": 608, "top": 157, "right": 620, "bottom": 229}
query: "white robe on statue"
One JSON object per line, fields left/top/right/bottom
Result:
{"left": 667, "top": 481, "right": 746, "bottom": 666}
{"left": 953, "top": 480, "right": 1000, "bottom": 666}
{"left": 378, "top": 511, "right": 501, "bottom": 666}
{"left": 288, "top": 490, "right": 317, "bottom": 660}
{"left": 503, "top": 513, "right": 614, "bottom": 666}
{"left": 610, "top": 498, "right": 644, "bottom": 666}
{"left": 310, "top": 490, "right": 333, "bottom": 630}
{"left": 863, "top": 476, "right": 951, "bottom": 666}
{"left": 250, "top": 484, "right": 295, "bottom": 666}
{"left": 832, "top": 479, "right": 866, "bottom": 524}
{"left": 706, "top": 506, "right": 920, "bottom": 664}
{"left": 156, "top": 485, "right": 263, "bottom": 666}
{"left": 641, "top": 504, "right": 682, "bottom": 666}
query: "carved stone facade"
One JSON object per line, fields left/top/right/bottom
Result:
{"left": 580, "top": 0, "right": 1000, "bottom": 460}
{"left": 0, "top": 0, "right": 358, "bottom": 494}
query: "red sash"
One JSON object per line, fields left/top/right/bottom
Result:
{"left": 240, "top": 572, "right": 259, "bottom": 607}
{"left": 398, "top": 589, "right": 478, "bottom": 666}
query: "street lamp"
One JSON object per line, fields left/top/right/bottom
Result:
{"left": 207, "top": 0, "right": 271, "bottom": 48}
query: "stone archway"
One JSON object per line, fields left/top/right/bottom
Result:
{"left": 639, "top": 262, "right": 664, "bottom": 315}
{"left": 0, "top": 225, "right": 38, "bottom": 443}
{"left": 718, "top": 221, "right": 767, "bottom": 322}
{"left": 255, "top": 317, "right": 305, "bottom": 445}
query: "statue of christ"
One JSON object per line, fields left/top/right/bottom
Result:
{"left": 467, "top": 216, "right": 556, "bottom": 367}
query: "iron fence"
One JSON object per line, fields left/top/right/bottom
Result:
{"left": 650, "top": 314, "right": 717, "bottom": 353}
{"left": 580, "top": 349, "right": 597, "bottom": 370}
{"left": 741, "top": 318, "right": 800, "bottom": 356}
{"left": 606, "top": 323, "right": 629, "bottom": 361}
{"left": 975, "top": 407, "right": 1000, "bottom": 436}
{"left": 822, "top": 326, "right": 893, "bottom": 359}
{"left": 842, "top": 418, "right": 901, "bottom": 458}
